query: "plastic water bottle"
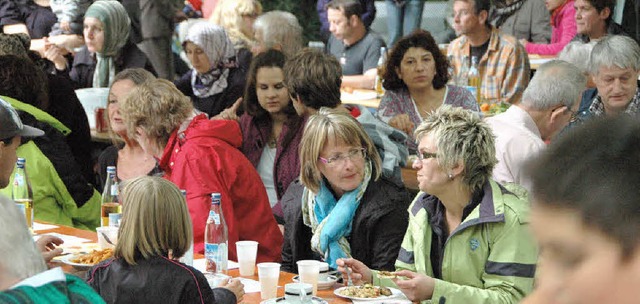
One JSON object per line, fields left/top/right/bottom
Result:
{"left": 179, "top": 189, "right": 194, "bottom": 266}
{"left": 101, "top": 166, "right": 121, "bottom": 227}
{"left": 12, "top": 158, "right": 33, "bottom": 230}
{"left": 205, "top": 193, "right": 228, "bottom": 274}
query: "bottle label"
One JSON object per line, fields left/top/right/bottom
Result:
{"left": 110, "top": 184, "right": 118, "bottom": 196}
{"left": 209, "top": 211, "right": 220, "bottom": 225}
{"left": 204, "top": 242, "right": 228, "bottom": 273}
{"left": 14, "top": 174, "right": 24, "bottom": 186}
{"left": 15, "top": 202, "right": 25, "bottom": 215}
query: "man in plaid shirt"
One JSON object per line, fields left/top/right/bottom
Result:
{"left": 448, "top": 0, "right": 530, "bottom": 104}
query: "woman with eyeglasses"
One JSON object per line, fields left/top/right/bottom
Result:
{"left": 280, "top": 108, "right": 411, "bottom": 273}
{"left": 337, "top": 106, "right": 537, "bottom": 303}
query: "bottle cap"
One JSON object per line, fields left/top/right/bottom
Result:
{"left": 211, "top": 193, "right": 221, "bottom": 204}
{"left": 16, "top": 157, "right": 25, "bottom": 166}
{"left": 106, "top": 166, "right": 116, "bottom": 174}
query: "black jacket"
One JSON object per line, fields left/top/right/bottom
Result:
{"left": 174, "top": 65, "right": 246, "bottom": 118}
{"left": 87, "top": 255, "right": 236, "bottom": 304}
{"left": 69, "top": 42, "right": 155, "bottom": 89}
{"left": 281, "top": 176, "right": 411, "bottom": 273}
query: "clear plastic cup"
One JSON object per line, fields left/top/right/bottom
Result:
{"left": 296, "top": 260, "right": 320, "bottom": 295}
{"left": 257, "top": 262, "right": 281, "bottom": 300}
{"left": 236, "top": 240, "right": 258, "bottom": 276}
{"left": 96, "top": 226, "right": 119, "bottom": 249}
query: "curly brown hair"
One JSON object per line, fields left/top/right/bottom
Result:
{"left": 382, "top": 29, "right": 449, "bottom": 91}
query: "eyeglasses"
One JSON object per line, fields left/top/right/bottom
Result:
{"left": 417, "top": 151, "right": 438, "bottom": 161}
{"left": 319, "top": 148, "right": 366, "bottom": 167}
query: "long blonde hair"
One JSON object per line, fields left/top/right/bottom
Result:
{"left": 115, "top": 176, "right": 192, "bottom": 265}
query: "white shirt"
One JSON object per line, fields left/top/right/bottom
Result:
{"left": 486, "top": 106, "right": 545, "bottom": 190}
{"left": 257, "top": 145, "right": 278, "bottom": 207}
{"left": 11, "top": 267, "right": 65, "bottom": 289}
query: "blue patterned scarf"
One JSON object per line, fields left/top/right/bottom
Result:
{"left": 301, "top": 161, "right": 372, "bottom": 269}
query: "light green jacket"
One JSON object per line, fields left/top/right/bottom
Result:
{"left": 0, "top": 96, "right": 101, "bottom": 230}
{"left": 373, "top": 180, "right": 537, "bottom": 304}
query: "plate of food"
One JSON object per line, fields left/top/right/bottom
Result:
{"left": 334, "top": 284, "right": 402, "bottom": 301}
{"left": 58, "top": 248, "right": 114, "bottom": 270}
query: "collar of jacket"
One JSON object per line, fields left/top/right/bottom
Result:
{"left": 2, "top": 95, "right": 71, "bottom": 135}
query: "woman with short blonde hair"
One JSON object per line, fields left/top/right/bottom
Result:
{"left": 339, "top": 106, "right": 537, "bottom": 303}
{"left": 86, "top": 176, "right": 243, "bottom": 303}
{"left": 281, "top": 107, "right": 411, "bottom": 273}
{"left": 120, "top": 79, "right": 283, "bottom": 263}
{"left": 299, "top": 108, "right": 382, "bottom": 193}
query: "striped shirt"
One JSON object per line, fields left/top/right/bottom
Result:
{"left": 448, "top": 27, "right": 531, "bottom": 104}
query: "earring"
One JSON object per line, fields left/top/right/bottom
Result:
{"left": 447, "top": 173, "right": 454, "bottom": 180}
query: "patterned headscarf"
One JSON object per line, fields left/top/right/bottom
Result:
{"left": 184, "top": 22, "right": 237, "bottom": 98}
{"left": 84, "top": 0, "right": 131, "bottom": 88}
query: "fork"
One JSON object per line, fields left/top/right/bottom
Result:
{"left": 345, "top": 265, "right": 354, "bottom": 287}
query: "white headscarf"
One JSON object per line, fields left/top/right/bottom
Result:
{"left": 184, "top": 22, "right": 237, "bottom": 98}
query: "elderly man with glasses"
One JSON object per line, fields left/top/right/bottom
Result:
{"left": 486, "top": 60, "right": 586, "bottom": 191}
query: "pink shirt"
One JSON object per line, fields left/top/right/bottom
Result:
{"left": 486, "top": 106, "right": 545, "bottom": 190}
{"left": 525, "top": 1, "right": 577, "bottom": 55}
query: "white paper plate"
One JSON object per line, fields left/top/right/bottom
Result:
{"left": 57, "top": 254, "right": 96, "bottom": 270}
{"left": 260, "top": 296, "right": 328, "bottom": 304}
{"left": 334, "top": 286, "right": 403, "bottom": 301}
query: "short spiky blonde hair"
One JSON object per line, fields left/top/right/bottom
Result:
{"left": 414, "top": 105, "right": 497, "bottom": 192}
{"left": 120, "top": 79, "right": 193, "bottom": 151}
{"left": 116, "top": 176, "right": 192, "bottom": 265}
{"left": 299, "top": 107, "right": 381, "bottom": 193}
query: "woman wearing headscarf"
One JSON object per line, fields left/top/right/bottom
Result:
{"left": 46, "top": 0, "right": 154, "bottom": 88}
{"left": 175, "top": 22, "right": 247, "bottom": 118}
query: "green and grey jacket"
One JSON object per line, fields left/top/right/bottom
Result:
{"left": 0, "top": 96, "right": 101, "bottom": 230}
{"left": 373, "top": 180, "right": 537, "bottom": 304}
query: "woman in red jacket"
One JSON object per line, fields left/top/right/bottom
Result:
{"left": 119, "top": 78, "right": 283, "bottom": 263}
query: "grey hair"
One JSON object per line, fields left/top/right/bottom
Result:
{"left": 0, "top": 195, "right": 46, "bottom": 282}
{"left": 521, "top": 60, "right": 587, "bottom": 110}
{"left": 414, "top": 105, "right": 497, "bottom": 192}
{"left": 589, "top": 35, "right": 640, "bottom": 75}
{"left": 558, "top": 41, "right": 596, "bottom": 74}
{"left": 253, "top": 11, "right": 303, "bottom": 58}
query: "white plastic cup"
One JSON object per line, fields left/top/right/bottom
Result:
{"left": 257, "top": 262, "right": 281, "bottom": 300}
{"left": 96, "top": 226, "right": 119, "bottom": 249}
{"left": 296, "top": 260, "right": 320, "bottom": 295}
{"left": 236, "top": 240, "right": 259, "bottom": 276}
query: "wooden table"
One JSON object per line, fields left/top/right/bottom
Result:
{"left": 341, "top": 89, "right": 381, "bottom": 109}
{"left": 401, "top": 166, "right": 419, "bottom": 191}
{"left": 40, "top": 224, "right": 349, "bottom": 303}
{"left": 529, "top": 54, "right": 556, "bottom": 71}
